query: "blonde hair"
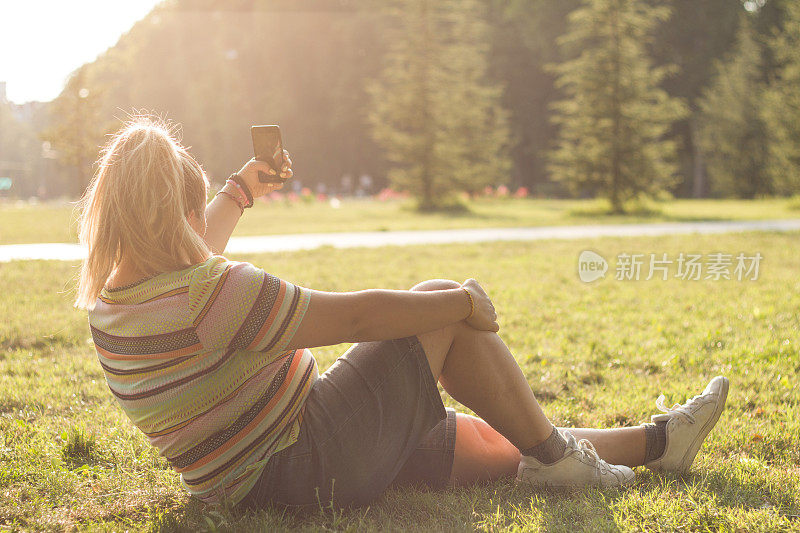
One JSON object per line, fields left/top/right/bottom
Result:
{"left": 75, "top": 115, "right": 211, "bottom": 310}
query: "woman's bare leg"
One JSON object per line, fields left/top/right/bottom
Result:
{"left": 410, "top": 279, "right": 647, "bottom": 482}
{"left": 449, "top": 421, "right": 648, "bottom": 485}
{"left": 417, "top": 316, "right": 554, "bottom": 450}
{"left": 447, "top": 416, "right": 647, "bottom": 485}
{"left": 561, "top": 427, "right": 646, "bottom": 467}
{"left": 450, "top": 413, "right": 519, "bottom": 485}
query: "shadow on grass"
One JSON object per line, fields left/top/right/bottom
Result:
{"left": 567, "top": 197, "right": 800, "bottom": 223}
{"left": 397, "top": 199, "right": 522, "bottom": 223}
{"left": 656, "top": 213, "right": 758, "bottom": 223}
{"left": 399, "top": 201, "right": 484, "bottom": 218}
{"left": 0, "top": 332, "right": 82, "bottom": 352}
{"left": 628, "top": 468, "right": 800, "bottom": 526}
{"left": 139, "top": 467, "right": 799, "bottom": 531}
{"left": 567, "top": 206, "right": 767, "bottom": 224}
{"left": 144, "top": 480, "right": 628, "bottom": 532}
{"left": 681, "top": 469, "right": 798, "bottom": 519}
{"left": 786, "top": 196, "right": 800, "bottom": 211}
{"left": 567, "top": 199, "right": 664, "bottom": 219}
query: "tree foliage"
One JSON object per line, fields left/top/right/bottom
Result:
{"left": 490, "top": 0, "right": 580, "bottom": 193}
{"left": 16, "top": 0, "right": 798, "bottom": 201}
{"left": 368, "top": 0, "right": 510, "bottom": 209}
{"left": 699, "top": 15, "right": 770, "bottom": 198}
{"left": 762, "top": 0, "right": 800, "bottom": 195}
{"left": 40, "top": 68, "right": 110, "bottom": 195}
{"left": 651, "top": 0, "right": 741, "bottom": 198}
{"left": 47, "top": 0, "right": 389, "bottom": 193}
{"left": 548, "top": 0, "right": 687, "bottom": 212}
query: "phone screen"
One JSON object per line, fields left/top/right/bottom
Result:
{"left": 251, "top": 125, "right": 283, "bottom": 172}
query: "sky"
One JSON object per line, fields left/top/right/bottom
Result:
{"left": 0, "top": 1, "right": 162, "bottom": 104}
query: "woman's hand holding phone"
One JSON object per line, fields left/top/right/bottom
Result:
{"left": 236, "top": 149, "right": 293, "bottom": 199}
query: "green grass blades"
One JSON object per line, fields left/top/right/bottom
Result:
{"left": 1, "top": 232, "right": 798, "bottom": 531}
{"left": 2, "top": 197, "right": 800, "bottom": 245}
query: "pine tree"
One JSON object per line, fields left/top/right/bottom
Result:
{"left": 548, "top": 0, "right": 687, "bottom": 213}
{"left": 368, "top": 0, "right": 510, "bottom": 210}
{"left": 699, "top": 15, "right": 770, "bottom": 198}
{"left": 652, "top": 0, "right": 741, "bottom": 198}
{"left": 762, "top": 1, "right": 800, "bottom": 195}
{"left": 492, "top": 0, "right": 580, "bottom": 194}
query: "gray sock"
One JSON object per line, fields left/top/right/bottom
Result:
{"left": 643, "top": 421, "right": 668, "bottom": 463}
{"left": 520, "top": 426, "right": 567, "bottom": 464}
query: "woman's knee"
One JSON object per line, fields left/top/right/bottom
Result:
{"left": 409, "top": 278, "right": 461, "bottom": 291}
{"left": 409, "top": 279, "right": 464, "bottom": 377}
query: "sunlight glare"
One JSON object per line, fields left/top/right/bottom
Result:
{"left": 0, "top": 0, "right": 161, "bottom": 103}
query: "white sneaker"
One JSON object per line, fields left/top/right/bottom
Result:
{"left": 645, "top": 375, "right": 729, "bottom": 474}
{"left": 517, "top": 429, "right": 635, "bottom": 488}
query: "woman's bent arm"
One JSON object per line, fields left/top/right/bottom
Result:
{"left": 285, "top": 288, "right": 472, "bottom": 350}
{"left": 203, "top": 157, "right": 291, "bottom": 254}
{"left": 203, "top": 187, "right": 242, "bottom": 254}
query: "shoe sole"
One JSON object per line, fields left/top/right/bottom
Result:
{"left": 516, "top": 472, "right": 636, "bottom": 489}
{"left": 673, "top": 376, "right": 729, "bottom": 473}
{"left": 516, "top": 479, "right": 635, "bottom": 489}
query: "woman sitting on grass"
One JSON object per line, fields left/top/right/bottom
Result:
{"left": 75, "top": 116, "right": 729, "bottom": 511}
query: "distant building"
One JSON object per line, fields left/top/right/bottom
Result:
{"left": 0, "top": 81, "right": 6, "bottom": 104}
{"left": 12, "top": 100, "right": 44, "bottom": 124}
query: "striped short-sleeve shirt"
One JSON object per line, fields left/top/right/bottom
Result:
{"left": 88, "top": 255, "right": 317, "bottom": 505}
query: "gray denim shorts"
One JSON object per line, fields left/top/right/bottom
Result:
{"left": 238, "top": 335, "right": 456, "bottom": 511}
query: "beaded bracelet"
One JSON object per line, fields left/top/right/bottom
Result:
{"left": 216, "top": 190, "right": 244, "bottom": 215}
{"left": 225, "top": 178, "right": 252, "bottom": 209}
{"left": 460, "top": 286, "right": 475, "bottom": 319}
{"left": 228, "top": 174, "right": 254, "bottom": 208}
{"left": 219, "top": 180, "right": 247, "bottom": 208}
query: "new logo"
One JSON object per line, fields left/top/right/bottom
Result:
{"left": 578, "top": 250, "right": 608, "bottom": 283}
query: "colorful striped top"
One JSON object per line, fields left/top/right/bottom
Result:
{"left": 88, "top": 255, "right": 317, "bottom": 505}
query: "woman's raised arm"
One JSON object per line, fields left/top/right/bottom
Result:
{"left": 203, "top": 155, "right": 292, "bottom": 254}
{"left": 285, "top": 279, "right": 499, "bottom": 350}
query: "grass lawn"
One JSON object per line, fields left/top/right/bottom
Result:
{"left": 1, "top": 197, "right": 800, "bottom": 245}
{"left": 1, "top": 231, "right": 799, "bottom": 531}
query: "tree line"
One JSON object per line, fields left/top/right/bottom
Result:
{"left": 1, "top": 0, "right": 798, "bottom": 211}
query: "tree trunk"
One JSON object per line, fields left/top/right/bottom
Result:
{"left": 610, "top": 6, "right": 623, "bottom": 214}
{"left": 610, "top": 192, "right": 624, "bottom": 213}
{"left": 690, "top": 115, "right": 707, "bottom": 198}
{"left": 419, "top": 0, "right": 435, "bottom": 211}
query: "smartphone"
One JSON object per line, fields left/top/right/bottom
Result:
{"left": 251, "top": 125, "right": 285, "bottom": 183}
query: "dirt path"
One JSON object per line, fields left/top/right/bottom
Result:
{"left": 2, "top": 219, "right": 799, "bottom": 262}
